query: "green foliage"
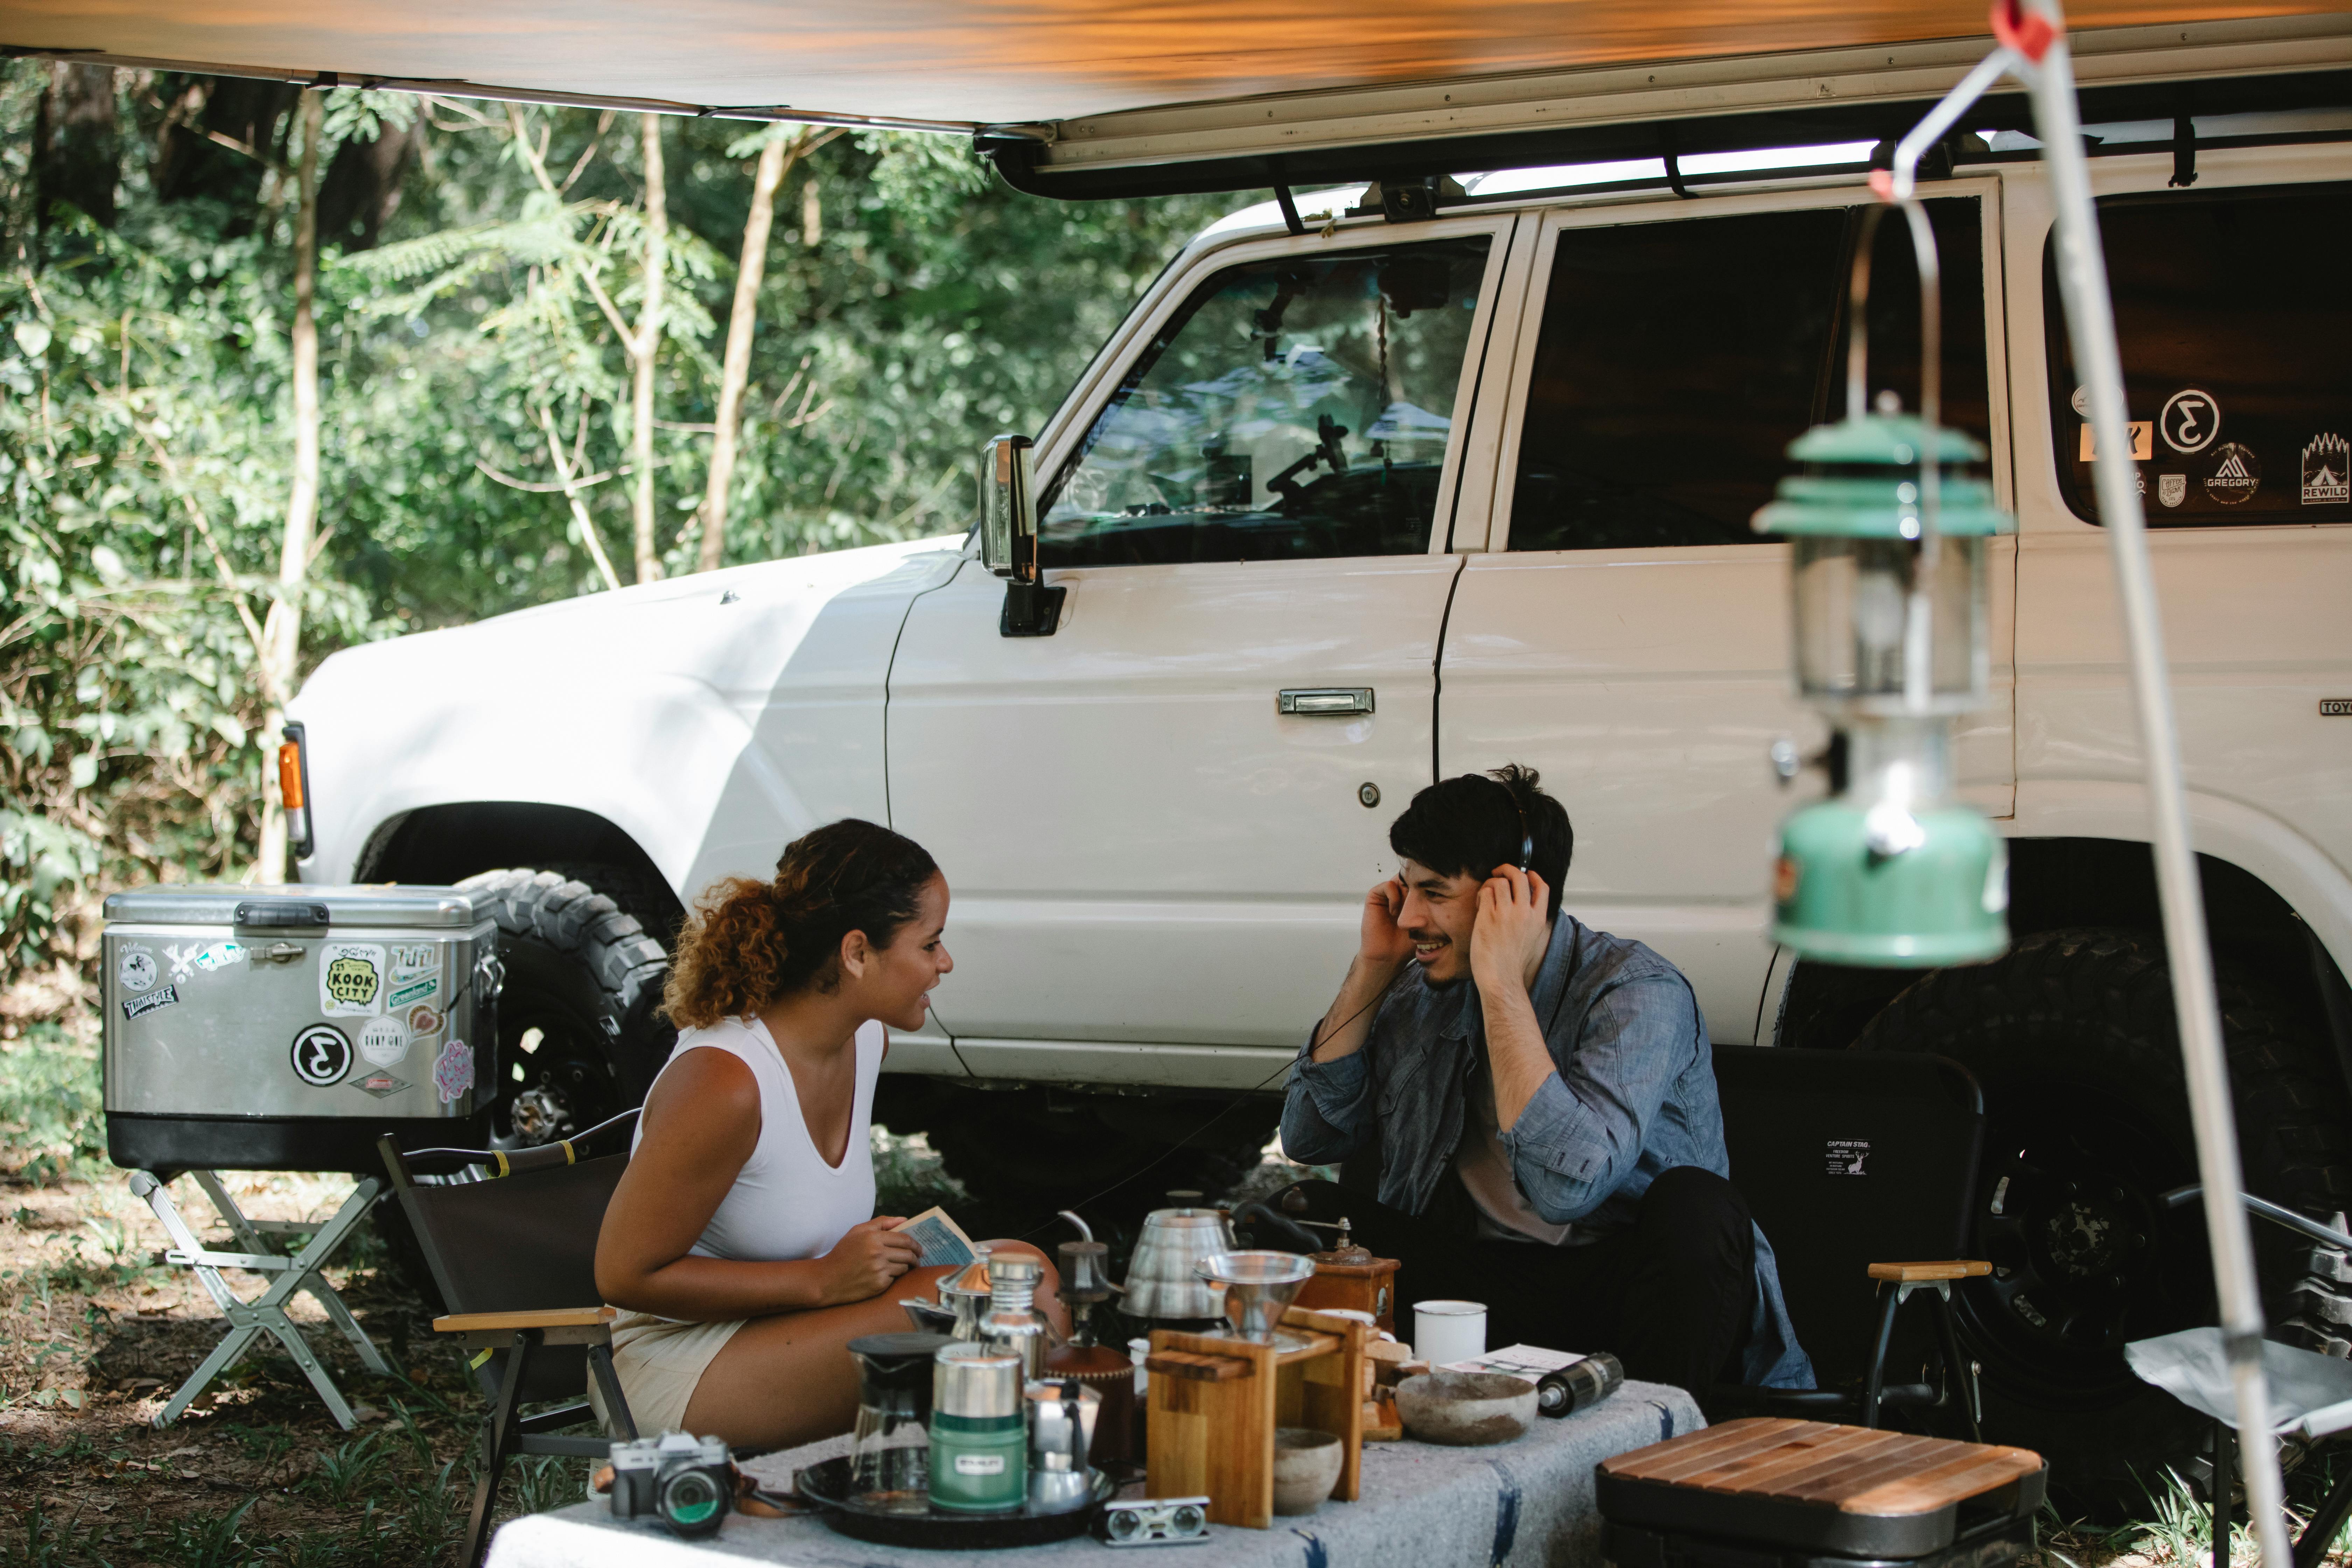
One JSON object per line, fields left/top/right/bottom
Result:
{"left": 0, "top": 1022, "right": 105, "bottom": 1183}
{"left": 0, "top": 62, "right": 1224, "bottom": 1005}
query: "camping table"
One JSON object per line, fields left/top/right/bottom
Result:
{"left": 485, "top": 1378, "right": 1701, "bottom": 1568}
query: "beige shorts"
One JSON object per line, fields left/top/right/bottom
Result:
{"left": 588, "top": 1311, "right": 747, "bottom": 1436}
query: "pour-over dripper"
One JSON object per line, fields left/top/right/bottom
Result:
{"left": 1195, "top": 1251, "right": 1316, "bottom": 1343}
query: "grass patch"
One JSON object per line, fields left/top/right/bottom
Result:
{"left": 0, "top": 1022, "right": 105, "bottom": 1186}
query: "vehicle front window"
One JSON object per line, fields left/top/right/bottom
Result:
{"left": 1039, "top": 237, "right": 1491, "bottom": 567}
{"left": 2046, "top": 184, "right": 2352, "bottom": 525}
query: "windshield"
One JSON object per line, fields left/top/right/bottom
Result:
{"left": 1039, "top": 237, "right": 1490, "bottom": 566}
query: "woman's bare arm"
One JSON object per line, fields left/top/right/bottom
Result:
{"left": 593, "top": 1048, "right": 920, "bottom": 1319}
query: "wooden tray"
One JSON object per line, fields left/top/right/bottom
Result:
{"left": 1595, "top": 1419, "right": 2045, "bottom": 1558}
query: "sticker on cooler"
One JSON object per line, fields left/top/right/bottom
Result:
{"left": 433, "top": 1039, "right": 475, "bottom": 1105}
{"left": 319, "top": 942, "right": 387, "bottom": 1016}
{"left": 352, "top": 1073, "right": 410, "bottom": 1099}
{"left": 2205, "top": 443, "right": 2261, "bottom": 505}
{"left": 389, "top": 943, "right": 438, "bottom": 979}
{"left": 406, "top": 1004, "right": 444, "bottom": 1040}
{"left": 122, "top": 985, "right": 180, "bottom": 1021}
{"left": 2303, "top": 434, "right": 2349, "bottom": 505}
{"left": 358, "top": 1016, "right": 410, "bottom": 1068}
{"left": 2160, "top": 388, "right": 2221, "bottom": 455}
{"left": 290, "top": 1024, "right": 354, "bottom": 1088}
{"left": 118, "top": 946, "right": 157, "bottom": 994}
{"left": 386, "top": 973, "right": 441, "bottom": 1011}
{"left": 1825, "top": 1139, "right": 1870, "bottom": 1176}
{"left": 2077, "top": 421, "right": 2151, "bottom": 462}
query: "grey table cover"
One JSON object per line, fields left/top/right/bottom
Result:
{"left": 485, "top": 1379, "right": 1702, "bottom": 1568}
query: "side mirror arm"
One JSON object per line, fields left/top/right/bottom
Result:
{"left": 979, "top": 433, "right": 1064, "bottom": 638}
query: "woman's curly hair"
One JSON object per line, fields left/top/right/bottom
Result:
{"left": 662, "top": 819, "right": 940, "bottom": 1029}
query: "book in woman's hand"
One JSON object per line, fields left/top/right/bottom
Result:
{"left": 890, "top": 1206, "right": 977, "bottom": 1267}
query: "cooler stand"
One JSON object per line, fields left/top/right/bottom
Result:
{"left": 131, "top": 1168, "right": 392, "bottom": 1430}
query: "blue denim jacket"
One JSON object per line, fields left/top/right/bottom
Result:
{"left": 1280, "top": 913, "right": 1814, "bottom": 1390}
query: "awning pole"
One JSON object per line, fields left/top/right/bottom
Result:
{"left": 2021, "top": 5, "right": 2288, "bottom": 1562}
{"left": 1886, "top": 7, "right": 2289, "bottom": 1558}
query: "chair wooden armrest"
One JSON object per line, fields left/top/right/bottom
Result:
{"left": 434, "top": 1305, "right": 618, "bottom": 1348}
{"left": 1867, "top": 1260, "right": 1992, "bottom": 1282}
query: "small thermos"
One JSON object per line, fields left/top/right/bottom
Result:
{"left": 981, "top": 1252, "right": 1054, "bottom": 1379}
{"left": 930, "top": 1344, "right": 1028, "bottom": 1513}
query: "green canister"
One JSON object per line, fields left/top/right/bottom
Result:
{"left": 929, "top": 1343, "right": 1027, "bottom": 1513}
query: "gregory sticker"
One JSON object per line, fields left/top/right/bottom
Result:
{"left": 358, "top": 1016, "right": 410, "bottom": 1068}
{"left": 432, "top": 1039, "right": 476, "bottom": 1106}
{"left": 2160, "top": 388, "right": 2221, "bottom": 454}
{"left": 389, "top": 944, "right": 439, "bottom": 980}
{"left": 1825, "top": 1139, "right": 1870, "bottom": 1176}
{"left": 290, "top": 1024, "right": 354, "bottom": 1087}
{"left": 2157, "top": 474, "right": 2186, "bottom": 508}
{"left": 2303, "top": 434, "right": 2349, "bottom": 504}
{"left": 318, "top": 942, "right": 386, "bottom": 1015}
{"left": 352, "top": 1073, "right": 410, "bottom": 1099}
{"left": 118, "top": 947, "right": 157, "bottom": 993}
{"left": 386, "top": 973, "right": 441, "bottom": 1011}
{"left": 2205, "top": 443, "right": 2261, "bottom": 505}
{"left": 121, "top": 985, "right": 179, "bottom": 1021}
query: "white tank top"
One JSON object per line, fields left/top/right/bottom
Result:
{"left": 634, "top": 1015, "right": 882, "bottom": 1264}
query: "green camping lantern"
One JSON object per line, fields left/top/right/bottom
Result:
{"left": 1753, "top": 201, "right": 2015, "bottom": 967}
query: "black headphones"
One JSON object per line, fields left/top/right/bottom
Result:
{"left": 1502, "top": 783, "right": 1534, "bottom": 871}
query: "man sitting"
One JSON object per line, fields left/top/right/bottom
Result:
{"left": 1277, "top": 764, "right": 1812, "bottom": 1395}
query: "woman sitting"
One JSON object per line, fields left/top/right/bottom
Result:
{"left": 594, "top": 818, "right": 1063, "bottom": 1449}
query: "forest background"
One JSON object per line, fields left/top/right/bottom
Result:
{"left": 0, "top": 62, "right": 1224, "bottom": 1107}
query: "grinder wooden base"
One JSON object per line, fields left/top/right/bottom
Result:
{"left": 1145, "top": 1307, "right": 1368, "bottom": 1529}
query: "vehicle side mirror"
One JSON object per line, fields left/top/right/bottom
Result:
{"left": 979, "top": 433, "right": 1064, "bottom": 637}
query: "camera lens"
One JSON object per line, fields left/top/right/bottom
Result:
{"left": 659, "top": 1468, "right": 728, "bottom": 1536}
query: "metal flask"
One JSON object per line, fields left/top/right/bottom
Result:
{"left": 1024, "top": 1379, "right": 1099, "bottom": 1514}
{"left": 981, "top": 1253, "right": 1054, "bottom": 1378}
{"left": 1122, "top": 1208, "right": 1239, "bottom": 1323}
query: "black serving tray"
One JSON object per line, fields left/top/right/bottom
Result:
{"left": 794, "top": 1457, "right": 1114, "bottom": 1549}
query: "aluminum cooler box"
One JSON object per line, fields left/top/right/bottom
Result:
{"left": 103, "top": 885, "right": 500, "bottom": 1172}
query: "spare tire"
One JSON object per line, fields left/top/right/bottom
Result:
{"left": 1853, "top": 927, "right": 2352, "bottom": 1507}
{"left": 459, "top": 867, "right": 678, "bottom": 1147}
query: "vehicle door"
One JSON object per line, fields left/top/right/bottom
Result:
{"left": 1436, "top": 184, "right": 2015, "bottom": 1043}
{"left": 887, "top": 216, "right": 1516, "bottom": 1080}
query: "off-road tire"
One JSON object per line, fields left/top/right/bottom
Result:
{"left": 460, "top": 867, "right": 678, "bottom": 1148}
{"left": 1853, "top": 927, "right": 2352, "bottom": 1508}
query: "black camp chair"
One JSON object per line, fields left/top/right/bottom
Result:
{"left": 377, "top": 1124, "right": 638, "bottom": 1568}
{"left": 1711, "top": 1044, "right": 1989, "bottom": 1435}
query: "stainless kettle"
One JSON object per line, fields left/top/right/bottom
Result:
{"left": 1121, "top": 1207, "right": 1238, "bottom": 1321}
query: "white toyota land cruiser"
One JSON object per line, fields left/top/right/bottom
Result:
{"left": 288, "top": 21, "right": 2352, "bottom": 1489}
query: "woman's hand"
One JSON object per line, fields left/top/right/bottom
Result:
{"left": 1470, "top": 864, "right": 1551, "bottom": 998}
{"left": 819, "top": 1216, "right": 924, "bottom": 1304}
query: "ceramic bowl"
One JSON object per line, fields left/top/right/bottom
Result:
{"left": 1272, "top": 1427, "right": 1344, "bottom": 1515}
{"left": 1393, "top": 1371, "right": 1539, "bottom": 1446}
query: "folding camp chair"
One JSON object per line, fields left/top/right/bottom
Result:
{"left": 1711, "top": 1044, "right": 1989, "bottom": 1435}
{"left": 376, "top": 1124, "right": 638, "bottom": 1568}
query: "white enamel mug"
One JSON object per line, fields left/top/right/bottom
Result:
{"left": 1413, "top": 1300, "right": 1487, "bottom": 1366}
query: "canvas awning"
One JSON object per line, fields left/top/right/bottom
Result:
{"left": 8, "top": 2, "right": 2352, "bottom": 193}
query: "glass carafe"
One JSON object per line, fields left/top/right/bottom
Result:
{"left": 847, "top": 1332, "right": 951, "bottom": 1513}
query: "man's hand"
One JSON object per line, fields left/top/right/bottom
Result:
{"left": 1470, "top": 865, "right": 1551, "bottom": 998}
{"left": 1359, "top": 876, "right": 1413, "bottom": 968}
{"left": 820, "top": 1216, "right": 923, "bottom": 1304}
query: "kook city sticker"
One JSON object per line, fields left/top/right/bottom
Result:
{"left": 121, "top": 985, "right": 179, "bottom": 1021}
{"left": 432, "top": 1039, "right": 476, "bottom": 1106}
{"left": 386, "top": 973, "right": 441, "bottom": 1011}
{"left": 118, "top": 946, "right": 157, "bottom": 994}
{"left": 2205, "top": 442, "right": 2261, "bottom": 505}
{"left": 318, "top": 941, "right": 387, "bottom": 1016}
{"left": 290, "top": 1023, "right": 354, "bottom": 1088}
{"left": 2161, "top": 387, "right": 2222, "bottom": 455}
{"left": 358, "top": 1015, "right": 410, "bottom": 1069}
{"left": 2157, "top": 474, "right": 2188, "bottom": 509}
{"left": 2303, "top": 434, "right": 2350, "bottom": 505}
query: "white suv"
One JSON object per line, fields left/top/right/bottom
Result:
{"left": 294, "top": 83, "right": 2352, "bottom": 1490}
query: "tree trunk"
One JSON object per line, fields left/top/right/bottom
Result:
{"left": 696, "top": 131, "right": 798, "bottom": 574}
{"left": 32, "top": 63, "right": 119, "bottom": 231}
{"left": 257, "top": 91, "right": 322, "bottom": 884}
{"left": 630, "top": 115, "right": 668, "bottom": 584}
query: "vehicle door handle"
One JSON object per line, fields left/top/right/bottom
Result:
{"left": 1278, "top": 688, "right": 1374, "bottom": 716}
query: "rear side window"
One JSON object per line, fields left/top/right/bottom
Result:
{"left": 1040, "top": 237, "right": 1490, "bottom": 567}
{"left": 1508, "top": 198, "right": 1987, "bottom": 551}
{"left": 2047, "top": 185, "right": 2352, "bottom": 525}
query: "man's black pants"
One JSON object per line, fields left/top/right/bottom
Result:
{"left": 1274, "top": 1168, "right": 1756, "bottom": 1397}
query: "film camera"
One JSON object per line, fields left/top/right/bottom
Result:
{"left": 608, "top": 1432, "right": 735, "bottom": 1537}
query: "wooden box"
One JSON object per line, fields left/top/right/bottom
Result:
{"left": 1144, "top": 1306, "right": 1369, "bottom": 1529}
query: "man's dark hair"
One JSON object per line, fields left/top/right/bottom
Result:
{"left": 1389, "top": 764, "right": 1573, "bottom": 919}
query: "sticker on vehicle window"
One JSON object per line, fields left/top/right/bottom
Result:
{"left": 2157, "top": 474, "right": 2186, "bottom": 508}
{"left": 2302, "top": 434, "right": 2348, "bottom": 504}
{"left": 2205, "top": 443, "right": 2261, "bottom": 505}
{"left": 2160, "top": 388, "right": 2222, "bottom": 455}
{"left": 2078, "top": 421, "right": 2151, "bottom": 462}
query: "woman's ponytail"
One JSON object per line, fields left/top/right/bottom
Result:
{"left": 663, "top": 819, "right": 939, "bottom": 1029}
